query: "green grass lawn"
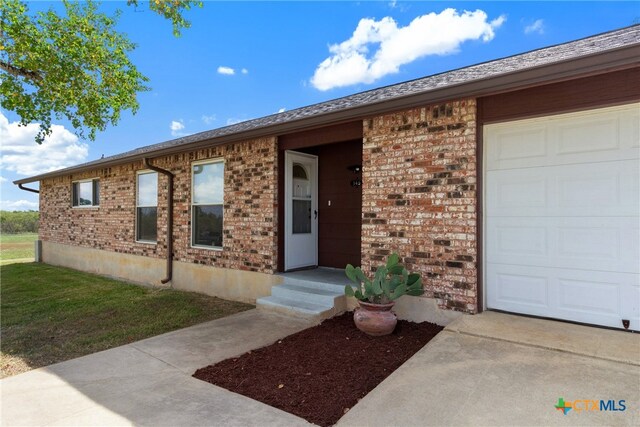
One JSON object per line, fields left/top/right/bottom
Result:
{"left": 0, "top": 233, "right": 38, "bottom": 264}
{"left": 0, "top": 263, "right": 254, "bottom": 378}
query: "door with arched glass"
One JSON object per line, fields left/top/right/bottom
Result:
{"left": 284, "top": 150, "right": 318, "bottom": 270}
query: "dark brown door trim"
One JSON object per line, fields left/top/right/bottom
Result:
{"left": 475, "top": 99, "right": 484, "bottom": 314}
{"left": 479, "top": 67, "right": 640, "bottom": 124}
{"left": 279, "top": 121, "right": 363, "bottom": 151}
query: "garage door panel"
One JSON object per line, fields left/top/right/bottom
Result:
{"left": 487, "top": 217, "right": 638, "bottom": 273}
{"left": 552, "top": 269, "right": 638, "bottom": 327}
{"left": 488, "top": 170, "right": 547, "bottom": 212}
{"left": 487, "top": 264, "right": 638, "bottom": 329}
{"left": 555, "top": 116, "right": 620, "bottom": 155}
{"left": 557, "top": 173, "right": 620, "bottom": 209}
{"left": 557, "top": 278, "right": 620, "bottom": 316}
{"left": 492, "top": 224, "right": 548, "bottom": 257}
{"left": 557, "top": 225, "right": 620, "bottom": 262}
{"left": 490, "top": 270, "right": 549, "bottom": 308}
{"left": 622, "top": 107, "right": 640, "bottom": 149}
{"left": 554, "top": 160, "right": 638, "bottom": 212}
{"left": 485, "top": 103, "right": 639, "bottom": 330}
{"left": 622, "top": 286, "right": 640, "bottom": 328}
{"left": 487, "top": 160, "right": 639, "bottom": 217}
{"left": 486, "top": 104, "right": 639, "bottom": 171}
{"left": 491, "top": 126, "right": 548, "bottom": 163}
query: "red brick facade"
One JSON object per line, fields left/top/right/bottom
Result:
{"left": 40, "top": 137, "right": 279, "bottom": 274}
{"left": 361, "top": 99, "right": 477, "bottom": 313}
{"left": 39, "top": 101, "right": 478, "bottom": 313}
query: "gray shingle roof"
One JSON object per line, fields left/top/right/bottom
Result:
{"left": 15, "top": 25, "right": 640, "bottom": 184}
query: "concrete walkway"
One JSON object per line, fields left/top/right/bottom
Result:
{"left": 339, "top": 311, "right": 640, "bottom": 426}
{"left": 1, "top": 310, "right": 315, "bottom": 426}
{"left": 2, "top": 309, "right": 639, "bottom": 426}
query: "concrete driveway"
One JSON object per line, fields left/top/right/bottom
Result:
{"left": 2, "top": 309, "right": 638, "bottom": 426}
{"left": 339, "top": 312, "right": 640, "bottom": 426}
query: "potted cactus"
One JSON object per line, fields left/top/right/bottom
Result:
{"left": 344, "top": 253, "right": 422, "bottom": 336}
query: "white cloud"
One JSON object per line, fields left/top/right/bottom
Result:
{"left": 524, "top": 19, "right": 544, "bottom": 35}
{"left": 218, "top": 66, "right": 248, "bottom": 76}
{"left": 277, "top": 108, "right": 286, "bottom": 113}
{"left": 217, "top": 66, "right": 235, "bottom": 75}
{"left": 0, "top": 112, "right": 89, "bottom": 176}
{"left": 170, "top": 119, "right": 187, "bottom": 137}
{"left": 201, "top": 114, "right": 217, "bottom": 125}
{"left": 310, "top": 8, "right": 506, "bottom": 91}
{"left": 0, "top": 176, "right": 6, "bottom": 183}
{"left": 0, "top": 199, "right": 39, "bottom": 211}
{"left": 170, "top": 120, "right": 184, "bottom": 131}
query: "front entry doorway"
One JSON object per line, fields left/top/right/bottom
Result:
{"left": 284, "top": 150, "right": 318, "bottom": 271}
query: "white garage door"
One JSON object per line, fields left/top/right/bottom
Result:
{"left": 485, "top": 103, "right": 640, "bottom": 330}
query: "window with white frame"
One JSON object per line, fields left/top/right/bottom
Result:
{"left": 191, "top": 160, "right": 224, "bottom": 248}
{"left": 72, "top": 179, "right": 99, "bottom": 207}
{"left": 136, "top": 171, "right": 158, "bottom": 242}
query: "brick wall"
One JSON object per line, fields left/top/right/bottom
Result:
{"left": 40, "top": 102, "right": 479, "bottom": 312}
{"left": 362, "top": 99, "right": 478, "bottom": 313}
{"left": 40, "top": 137, "right": 279, "bottom": 274}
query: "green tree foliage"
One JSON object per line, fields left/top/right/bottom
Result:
{"left": 0, "top": 210, "right": 39, "bottom": 233}
{"left": 0, "top": 0, "right": 201, "bottom": 144}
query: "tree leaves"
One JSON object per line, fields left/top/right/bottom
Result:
{"left": 128, "top": 0, "right": 202, "bottom": 37}
{"left": 0, "top": 0, "right": 201, "bottom": 144}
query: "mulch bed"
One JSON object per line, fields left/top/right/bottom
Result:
{"left": 193, "top": 312, "right": 443, "bottom": 426}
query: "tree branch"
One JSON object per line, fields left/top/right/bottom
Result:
{"left": 0, "top": 60, "right": 42, "bottom": 82}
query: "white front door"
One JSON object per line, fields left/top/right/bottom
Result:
{"left": 484, "top": 103, "right": 640, "bottom": 330}
{"left": 285, "top": 151, "right": 318, "bottom": 271}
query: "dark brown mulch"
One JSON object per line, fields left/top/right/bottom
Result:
{"left": 193, "top": 312, "right": 443, "bottom": 426}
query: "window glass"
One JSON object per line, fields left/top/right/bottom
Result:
{"left": 193, "top": 162, "right": 224, "bottom": 204}
{"left": 192, "top": 161, "right": 224, "bottom": 248}
{"left": 292, "top": 164, "right": 308, "bottom": 180}
{"left": 78, "top": 181, "right": 93, "bottom": 206}
{"left": 292, "top": 200, "right": 311, "bottom": 234}
{"left": 137, "top": 207, "right": 158, "bottom": 242}
{"left": 137, "top": 172, "right": 158, "bottom": 206}
{"left": 193, "top": 205, "right": 223, "bottom": 247}
{"left": 136, "top": 172, "right": 158, "bottom": 242}
{"left": 72, "top": 179, "right": 99, "bottom": 207}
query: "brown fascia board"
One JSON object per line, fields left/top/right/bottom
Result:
{"left": 13, "top": 43, "right": 640, "bottom": 186}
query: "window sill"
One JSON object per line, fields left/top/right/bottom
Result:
{"left": 136, "top": 240, "right": 157, "bottom": 245}
{"left": 191, "top": 245, "right": 223, "bottom": 252}
{"left": 72, "top": 206, "right": 99, "bottom": 209}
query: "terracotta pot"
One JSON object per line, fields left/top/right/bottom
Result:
{"left": 353, "top": 301, "right": 397, "bottom": 336}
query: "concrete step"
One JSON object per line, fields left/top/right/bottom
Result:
{"left": 256, "top": 274, "right": 354, "bottom": 321}
{"left": 271, "top": 283, "right": 342, "bottom": 306}
{"left": 278, "top": 277, "right": 349, "bottom": 294}
{"left": 256, "top": 295, "right": 335, "bottom": 322}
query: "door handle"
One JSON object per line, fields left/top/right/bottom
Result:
{"left": 314, "top": 210, "right": 318, "bottom": 219}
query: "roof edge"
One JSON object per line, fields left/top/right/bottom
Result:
{"left": 14, "top": 43, "right": 640, "bottom": 186}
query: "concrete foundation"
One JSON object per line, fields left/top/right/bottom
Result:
{"left": 34, "top": 240, "right": 42, "bottom": 262}
{"left": 40, "top": 241, "right": 468, "bottom": 318}
{"left": 42, "top": 241, "right": 283, "bottom": 303}
{"left": 394, "top": 294, "right": 464, "bottom": 326}
{"left": 172, "top": 261, "right": 283, "bottom": 304}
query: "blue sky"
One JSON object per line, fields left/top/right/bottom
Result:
{"left": 1, "top": 1, "right": 638, "bottom": 210}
